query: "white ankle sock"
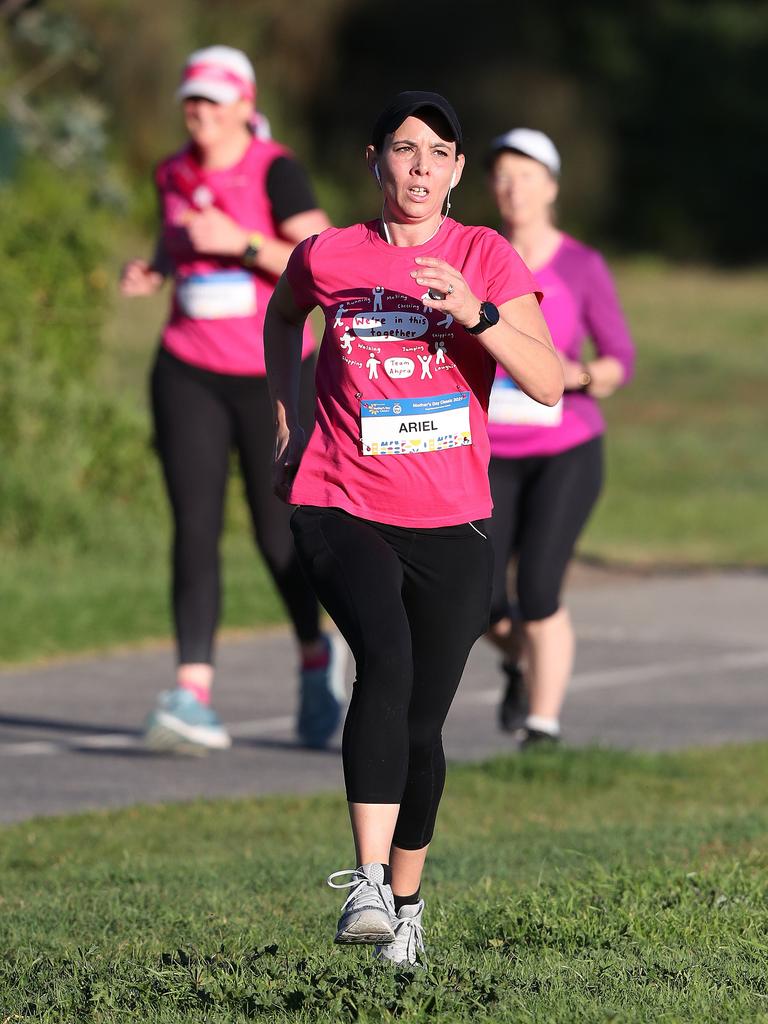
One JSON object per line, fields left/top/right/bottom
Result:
{"left": 525, "top": 714, "right": 560, "bottom": 737}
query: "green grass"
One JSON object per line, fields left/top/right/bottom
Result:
{"left": 0, "top": 529, "right": 285, "bottom": 664}
{"left": 582, "top": 263, "right": 767, "bottom": 565}
{"left": 2, "top": 744, "right": 768, "bottom": 1022}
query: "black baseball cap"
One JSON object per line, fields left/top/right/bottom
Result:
{"left": 370, "top": 91, "right": 463, "bottom": 154}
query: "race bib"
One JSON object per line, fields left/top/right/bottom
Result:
{"left": 488, "top": 376, "right": 563, "bottom": 427}
{"left": 361, "top": 392, "right": 472, "bottom": 456}
{"left": 176, "top": 270, "right": 257, "bottom": 320}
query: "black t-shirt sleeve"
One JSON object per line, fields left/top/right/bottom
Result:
{"left": 266, "top": 156, "right": 320, "bottom": 223}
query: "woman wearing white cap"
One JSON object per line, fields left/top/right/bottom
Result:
{"left": 483, "top": 128, "right": 636, "bottom": 745}
{"left": 120, "top": 46, "right": 344, "bottom": 753}
{"left": 265, "top": 92, "right": 562, "bottom": 965}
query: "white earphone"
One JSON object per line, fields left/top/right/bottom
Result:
{"left": 450, "top": 170, "right": 457, "bottom": 187}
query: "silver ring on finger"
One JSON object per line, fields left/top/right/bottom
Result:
{"left": 447, "top": 283, "right": 454, "bottom": 295}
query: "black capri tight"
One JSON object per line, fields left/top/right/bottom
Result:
{"left": 291, "top": 506, "right": 492, "bottom": 850}
{"left": 151, "top": 347, "right": 320, "bottom": 664}
{"left": 486, "top": 436, "right": 603, "bottom": 624}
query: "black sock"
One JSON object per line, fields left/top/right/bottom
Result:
{"left": 393, "top": 889, "right": 420, "bottom": 912}
{"left": 381, "top": 863, "right": 392, "bottom": 885}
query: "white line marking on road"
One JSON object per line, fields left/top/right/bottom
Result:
{"left": 0, "top": 740, "right": 64, "bottom": 756}
{"left": 575, "top": 625, "right": 766, "bottom": 647}
{"left": 464, "top": 648, "right": 768, "bottom": 705}
{"left": 227, "top": 715, "right": 294, "bottom": 738}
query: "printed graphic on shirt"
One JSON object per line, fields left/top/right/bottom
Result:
{"left": 361, "top": 393, "right": 471, "bottom": 455}
{"left": 330, "top": 285, "right": 458, "bottom": 377}
{"left": 417, "top": 353, "right": 433, "bottom": 379}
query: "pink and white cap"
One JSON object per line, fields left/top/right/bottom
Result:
{"left": 176, "top": 46, "right": 256, "bottom": 105}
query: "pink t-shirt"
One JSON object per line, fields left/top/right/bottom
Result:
{"left": 488, "top": 234, "right": 635, "bottom": 458}
{"left": 156, "top": 139, "right": 315, "bottom": 376}
{"left": 285, "top": 218, "right": 540, "bottom": 528}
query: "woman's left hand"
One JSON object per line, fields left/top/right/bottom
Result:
{"left": 411, "top": 257, "right": 482, "bottom": 328}
{"left": 183, "top": 206, "right": 250, "bottom": 257}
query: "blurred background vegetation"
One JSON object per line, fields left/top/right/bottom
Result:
{"left": 1, "top": 0, "right": 766, "bottom": 662}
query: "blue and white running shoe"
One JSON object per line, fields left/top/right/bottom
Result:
{"left": 144, "top": 688, "right": 232, "bottom": 754}
{"left": 298, "top": 632, "right": 347, "bottom": 749}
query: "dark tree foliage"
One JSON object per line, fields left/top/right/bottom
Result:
{"left": 306, "top": 0, "right": 768, "bottom": 263}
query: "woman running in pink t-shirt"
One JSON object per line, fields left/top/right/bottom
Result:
{"left": 265, "top": 93, "right": 563, "bottom": 965}
{"left": 483, "top": 129, "right": 636, "bottom": 746}
{"left": 120, "top": 47, "right": 344, "bottom": 753}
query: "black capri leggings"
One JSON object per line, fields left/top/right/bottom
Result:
{"left": 291, "top": 506, "right": 493, "bottom": 850}
{"left": 486, "top": 436, "right": 604, "bottom": 624}
{"left": 151, "top": 347, "right": 320, "bottom": 664}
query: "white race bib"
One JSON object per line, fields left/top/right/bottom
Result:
{"left": 176, "top": 270, "right": 257, "bottom": 320}
{"left": 488, "top": 376, "right": 563, "bottom": 427}
{"left": 361, "top": 392, "right": 472, "bottom": 456}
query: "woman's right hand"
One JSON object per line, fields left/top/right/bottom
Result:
{"left": 272, "top": 423, "right": 307, "bottom": 502}
{"left": 120, "top": 259, "right": 164, "bottom": 297}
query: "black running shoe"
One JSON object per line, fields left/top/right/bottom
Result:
{"left": 520, "top": 727, "right": 560, "bottom": 750}
{"left": 498, "top": 662, "right": 528, "bottom": 733}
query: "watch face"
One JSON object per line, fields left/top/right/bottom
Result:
{"left": 481, "top": 302, "right": 500, "bottom": 327}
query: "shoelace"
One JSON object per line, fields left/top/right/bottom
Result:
{"left": 394, "top": 913, "right": 425, "bottom": 963}
{"left": 327, "top": 868, "right": 391, "bottom": 915}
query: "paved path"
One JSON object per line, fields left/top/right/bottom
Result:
{"left": 1, "top": 569, "right": 766, "bottom": 823}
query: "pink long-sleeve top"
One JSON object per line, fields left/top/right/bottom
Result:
{"left": 487, "top": 234, "right": 635, "bottom": 459}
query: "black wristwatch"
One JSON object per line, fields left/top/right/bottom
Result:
{"left": 466, "top": 301, "right": 500, "bottom": 335}
{"left": 242, "top": 231, "right": 265, "bottom": 269}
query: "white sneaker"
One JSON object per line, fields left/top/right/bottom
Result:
{"left": 327, "top": 863, "right": 396, "bottom": 944}
{"left": 375, "top": 899, "right": 426, "bottom": 967}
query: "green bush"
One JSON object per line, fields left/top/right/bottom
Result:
{"left": 0, "top": 159, "right": 161, "bottom": 553}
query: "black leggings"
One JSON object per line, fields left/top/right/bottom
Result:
{"left": 291, "top": 506, "right": 492, "bottom": 850}
{"left": 151, "top": 347, "right": 320, "bottom": 664}
{"left": 486, "top": 436, "right": 603, "bottom": 624}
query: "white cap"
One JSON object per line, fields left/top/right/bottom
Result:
{"left": 176, "top": 46, "right": 256, "bottom": 105}
{"left": 489, "top": 128, "right": 561, "bottom": 176}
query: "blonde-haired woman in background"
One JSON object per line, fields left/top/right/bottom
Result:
{"left": 484, "top": 128, "right": 636, "bottom": 746}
